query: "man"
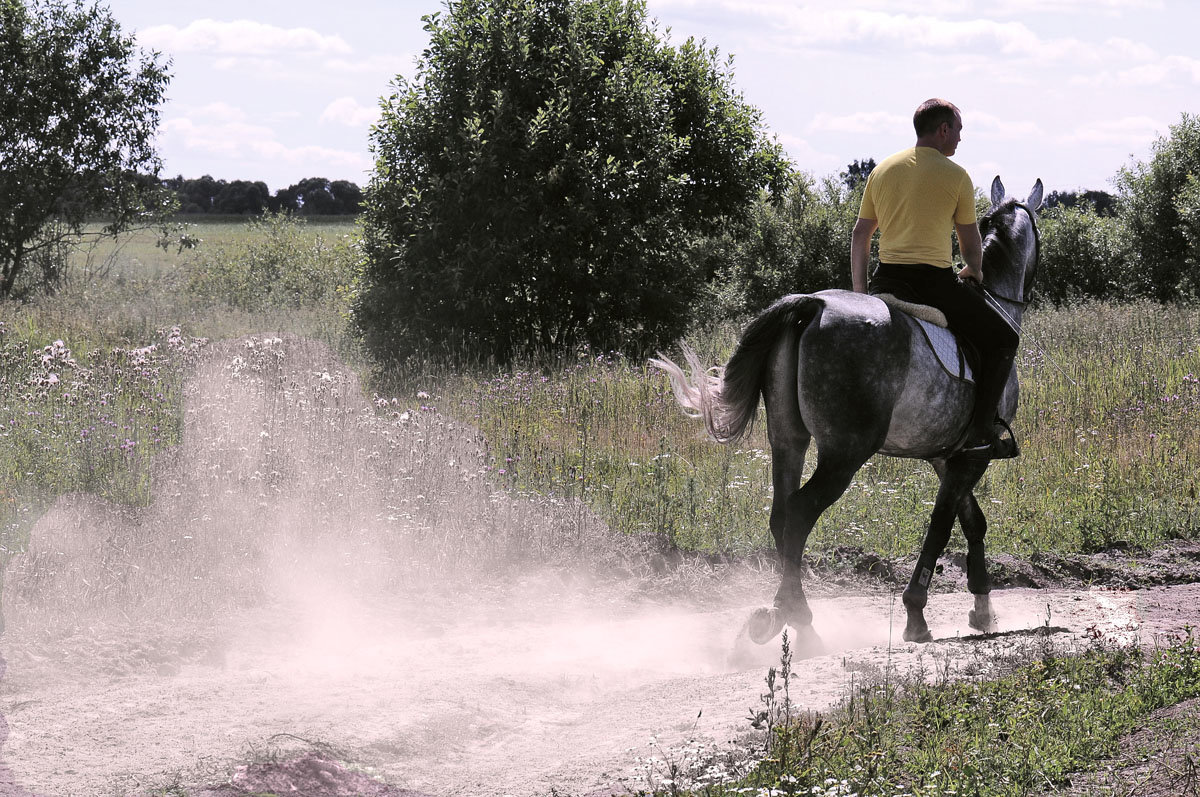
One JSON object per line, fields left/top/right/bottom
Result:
{"left": 850, "top": 98, "right": 1019, "bottom": 459}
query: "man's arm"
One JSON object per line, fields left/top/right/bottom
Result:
{"left": 955, "top": 222, "right": 983, "bottom": 283}
{"left": 851, "top": 217, "right": 878, "bottom": 293}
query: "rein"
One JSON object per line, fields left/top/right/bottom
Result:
{"left": 978, "top": 203, "right": 1078, "bottom": 386}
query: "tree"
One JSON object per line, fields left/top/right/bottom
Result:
{"left": 840, "top": 158, "right": 876, "bottom": 191}
{"left": 272, "top": 177, "right": 362, "bottom": 215}
{"left": 355, "top": 0, "right": 788, "bottom": 363}
{"left": 214, "top": 180, "right": 270, "bottom": 215}
{"left": 1044, "top": 189, "right": 1117, "bottom": 217}
{"left": 0, "top": 0, "right": 172, "bottom": 296}
{"left": 1115, "top": 112, "right": 1200, "bottom": 301}
{"left": 701, "top": 173, "right": 860, "bottom": 318}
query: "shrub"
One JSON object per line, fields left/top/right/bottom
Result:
{"left": 1035, "top": 203, "right": 1130, "bottom": 305}
{"left": 701, "top": 174, "right": 860, "bottom": 319}
{"left": 180, "top": 214, "right": 358, "bottom": 312}
{"left": 1114, "top": 112, "right": 1200, "bottom": 301}
{"left": 355, "top": 0, "right": 787, "bottom": 364}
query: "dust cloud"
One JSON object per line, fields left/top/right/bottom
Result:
{"left": 0, "top": 334, "right": 789, "bottom": 795}
{"left": 0, "top": 335, "right": 1154, "bottom": 796}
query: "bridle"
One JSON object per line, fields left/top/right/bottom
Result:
{"left": 980, "top": 200, "right": 1039, "bottom": 309}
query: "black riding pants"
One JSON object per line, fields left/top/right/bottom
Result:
{"left": 871, "top": 263, "right": 1019, "bottom": 353}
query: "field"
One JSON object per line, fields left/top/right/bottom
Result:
{"left": 2, "top": 218, "right": 1200, "bottom": 796}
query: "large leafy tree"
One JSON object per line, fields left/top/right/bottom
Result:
{"left": 1115, "top": 112, "right": 1200, "bottom": 301}
{"left": 356, "top": 0, "right": 788, "bottom": 362}
{"left": 0, "top": 0, "right": 172, "bottom": 296}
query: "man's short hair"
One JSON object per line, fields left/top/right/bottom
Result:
{"left": 913, "top": 99, "right": 960, "bottom": 137}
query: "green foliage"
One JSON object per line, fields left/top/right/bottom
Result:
{"left": 1115, "top": 112, "right": 1200, "bottom": 301}
{"left": 699, "top": 633, "right": 1200, "bottom": 797}
{"left": 356, "top": 0, "right": 788, "bottom": 363}
{"left": 700, "top": 174, "right": 860, "bottom": 319}
{"left": 0, "top": 0, "right": 173, "bottom": 297}
{"left": 180, "top": 214, "right": 359, "bottom": 313}
{"left": 1035, "top": 203, "right": 1129, "bottom": 305}
{"left": 1177, "top": 174, "right": 1200, "bottom": 274}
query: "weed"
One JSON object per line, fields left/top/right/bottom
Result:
{"left": 651, "top": 631, "right": 1200, "bottom": 797}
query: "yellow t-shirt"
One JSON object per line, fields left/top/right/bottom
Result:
{"left": 857, "top": 147, "right": 977, "bottom": 268}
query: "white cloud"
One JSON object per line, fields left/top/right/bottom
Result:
{"left": 1061, "top": 116, "right": 1165, "bottom": 147}
{"left": 989, "top": 0, "right": 1162, "bottom": 12}
{"left": 807, "top": 111, "right": 908, "bottom": 135}
{"left": 775, "top": 132, "right": 843, "bottom": 175}
{"left": 1120, "top": 54, "right": 1200, "bottom": 85}
{"left": 320, "top": 97, "right": 379, "bottom": 128}
{"left": 158, "top": 109, "right": 371, "bottom": 180}
{"left": 140, "top": 19, "right": 352, "bottom": 57}
{"left": 324, "top": 53, "right": 418, "bottom": 79}
{"left": 967, "top": 112, "right": 1042, "bottom": 139}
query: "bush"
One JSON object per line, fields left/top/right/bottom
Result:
{"left": 701, "top": 174, "right": 860, "bottom": 319}
{"left": 355, "top": 0, "right": 787, "bottom": 364}
{"left": 1114, "top": 112, "right": 1200, "bottom": 301}
{"left": 1035, "top": 203, "right": 1130, "bottom": 305}
{"left": 180, "top": 214, "right": 358, "bottom": 312}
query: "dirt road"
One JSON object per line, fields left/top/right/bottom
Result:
{"left": 2, "top": 573, "right": 1193, "bottom": 797}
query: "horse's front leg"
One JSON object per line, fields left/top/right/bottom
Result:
{"left": 958, "top": 491, "right": 996, "bottom": 632}
{"left": 903, "top": 457, "right": 989, "bottom": 642}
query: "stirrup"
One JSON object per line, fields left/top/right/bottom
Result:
{"left": 959, "top": 419, "right": 1020, "bottom": 460}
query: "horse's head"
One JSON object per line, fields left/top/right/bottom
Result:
{"left": 978, "top": 176, "right": 1043, "bottom": 311}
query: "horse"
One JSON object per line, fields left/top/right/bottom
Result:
{"left": 652, "top": 176, "right": 1043, "bottom": 649}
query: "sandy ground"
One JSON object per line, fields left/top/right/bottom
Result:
{"left": 1, "top": 575, "right": 1192, "bottom": 797}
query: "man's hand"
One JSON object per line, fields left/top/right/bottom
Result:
{"left": 958, "top": 262, "right": 983, "bottom": 284}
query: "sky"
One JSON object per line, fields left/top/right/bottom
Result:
{"left": 104, "top": 0, "right": 1200, "bottom": 197}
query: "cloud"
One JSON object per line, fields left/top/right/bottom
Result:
{"left": 139, "top": 19, "right": 352, "bottom": 57}
{"left": 157, "top": 108, "right": 371, "bottom": 180}
{"left": 989, "top": 0, "right": 1162, "bottom": 12}
{"left": 775, "top": 132, "right": 843, "bottom": 175}
{"left": 1061, "top": 116, "right": 1165, "bottom": 147}
{"left": 324, "top": 53, "right": 418, "bottom": 78}
{"left": 807, "top": 111, "right": 908, "bottom": 135}
{"left": 967, "top": 111, "right": 1042, "bottom": 139}
{"left": 320, "top": 97, "right": 380, "bottom": 128}
{"left": 1119, "top": 54, "right": 1200, "bottom": 85}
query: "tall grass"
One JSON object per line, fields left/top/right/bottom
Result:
{"left": 3, "top": 220, "right": 1199, "bottom": 563}
{"left": 427, "top": 300, "right": 1200, "bottom": 559}
{"left": 635, "top": 629, "right": 1200, "bottom": 796}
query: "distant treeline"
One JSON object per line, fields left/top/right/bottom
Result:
{"left": 163, "top": 175, "right": 363, "bottom": 215}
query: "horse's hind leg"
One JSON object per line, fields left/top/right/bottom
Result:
{"left": 749, "top": 452, "right": 860, "bottom": 648}
{"left": 902, "top": 457, "right": 989, "bottom": 642}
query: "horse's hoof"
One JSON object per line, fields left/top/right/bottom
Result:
{"left": 747, "top": 606, "right": 784, "bottom": 645}
{"left": 903, "top": 626, "right": 933, "bottom": 643}
{"left": 791, "top": 624, "right": 826, "bottom": 659}
{"left": 969, "top": 609, "right": 996, "bottom": 633}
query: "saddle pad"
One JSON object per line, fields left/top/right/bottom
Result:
{"left": 915, "top": 318, "right": 974, "bottom": 383}
{"left": 876, "top": 292, "right": 949, "bottom": 327}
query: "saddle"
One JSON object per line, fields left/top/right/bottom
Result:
{"left": 874, "top": 292, "right": 976, "bottom": 384}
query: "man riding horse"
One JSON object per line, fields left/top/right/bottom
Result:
{"left": 850, "top": 98, "right": 1019, "bottom": 460}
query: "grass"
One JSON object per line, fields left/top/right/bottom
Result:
{"left": 427, "top": 301, "right": 1200, "bottom": 559}
{"left": 631, "top": 629, "right": 1200, "bottom": 796}
{"left": 3, "top": 220, "right": 1200, "bottom": 563}
{"left": 4, "top": 218, "right": 1200, "bottom": 795}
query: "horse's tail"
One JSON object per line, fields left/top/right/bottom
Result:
{"left": 650, "top": 294, "right": 823, "bottom": 444}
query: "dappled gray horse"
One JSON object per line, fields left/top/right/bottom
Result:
{"left": 653, "top": 176, "right": 1043, "bottom": 648}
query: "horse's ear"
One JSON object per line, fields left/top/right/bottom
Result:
{"left": 990, "top": 175, "right": 1005, "bottom": 207}
{"left": 1027, "top": 179, "right": 1044, "bottom": 211}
